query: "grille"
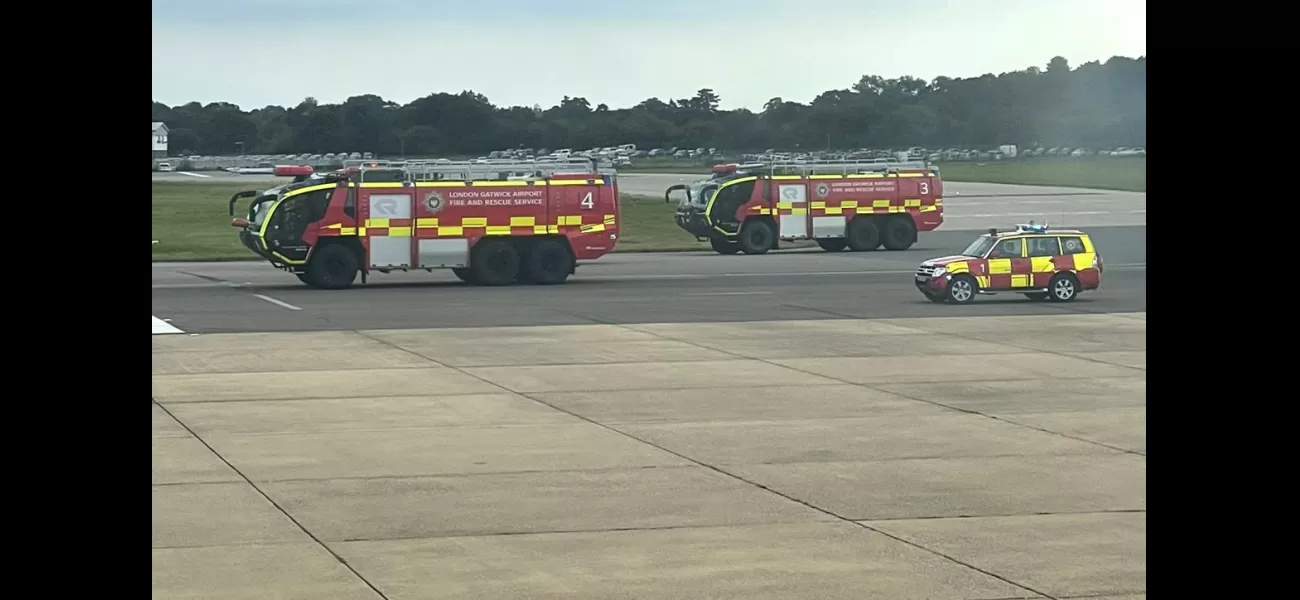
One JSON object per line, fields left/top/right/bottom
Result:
{"left": 916, "top": 266, "right": 938, "bottom": 277}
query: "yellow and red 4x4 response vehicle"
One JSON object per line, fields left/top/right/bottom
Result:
{"left": 667, "top": 159, "right": 944, "bottom": 255}
{"left": 228, "top": 158, "right": 619, "bottom": 289}
{"left": 914, "top": 223, "right": 1103, "bottom": 304}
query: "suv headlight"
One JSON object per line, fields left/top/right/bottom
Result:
{"left": 931, "top": 266, "right": 947, "bottom": 277}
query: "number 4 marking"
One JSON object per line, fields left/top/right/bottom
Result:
{"left": 580, "top": 191, "right": 594, "bottom": 210}
{"left": 919, "top": 182, "right": 930, "bottom": 195}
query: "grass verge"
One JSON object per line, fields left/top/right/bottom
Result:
{"left": 624, "top": 157, "right": 1146, "bottom": 192}
{"left": 151, "top": 182, "right": 707, "bottom": 261}
{"left": 935, "top": 157, "right": 1145, "bottom": 192}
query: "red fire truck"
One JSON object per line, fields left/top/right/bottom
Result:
{"left": 667, "top": 159, "right": 944, "bottom": 254}
{"left": 227, "top": 158, "right": 620, "bottom": 289}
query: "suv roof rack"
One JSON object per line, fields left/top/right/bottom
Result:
{"left": 341, "top": 157, "right": 615, "bottom": 183}
{"left": 753, "top": 158, "right": 935, "bottom": 176}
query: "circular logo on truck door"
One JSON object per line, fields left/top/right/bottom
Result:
{"left": 815, "top": 183, "right": 830, "bottom": 198}
{"left": 424, "top": 192, "right": 445, "bottom": 213}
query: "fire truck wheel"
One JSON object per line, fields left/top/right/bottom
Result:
{"left": 301, "top": 244, "right": 359, "bottom": 290}
{"left": 524, "top": 239, "right": 573, "bottom": 285}
{"left": 1048, "top": 273, "right": 1079, "bottom": 302}
{"left": 880, "top": 217, "right": 917, "bottom": 251}
{"left": 451, "top": 268, "right": 477, "bottom": 284}
{"left": 710, "top": 237, "right": 741, "bottom": 255}
{"left": 945, "top": 274, "right": 978, "bottom": 304}
{"left": 738, "top": 220, "right": 775, "bottom": 255}
{"left": 470, "top": 239, "right": 521, "bottom": 286}
{"left": 846, "top": 217, "right": 881, "bottom": 251}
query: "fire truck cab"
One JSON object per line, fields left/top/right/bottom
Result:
{"left": 667, "top": 159, "right": 944, "bottom": 255}
{"left": 228, "top": 158, "right": 620, "bottom": 289}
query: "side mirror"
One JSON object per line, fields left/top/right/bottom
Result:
{"left": 665, "top": 183, "right": 687, "bottom": 204}
{"left": 228, "top": 190, "right": 258, "bottom": 216}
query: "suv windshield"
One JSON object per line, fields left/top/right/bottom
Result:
{"left": 961, "top": 236, "right": 996, "bottom": 257}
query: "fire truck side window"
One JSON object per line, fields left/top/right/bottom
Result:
{"left": 273, "top": 188, "right": 333, "bottom": 245}
{"left": 712, "top": 179, "right": 757, "bottom": 221}
{"left": 344, "top": 187, "right": 356, "bottom": 218}
{"left": 292, "top": 188, "right": 333, "bottom": 224}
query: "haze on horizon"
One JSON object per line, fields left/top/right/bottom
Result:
{"left": 151, "top": 0, "right": 1146, "bottom": 111}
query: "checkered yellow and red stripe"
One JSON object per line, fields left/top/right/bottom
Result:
{"left": 318, "top": 214, "right": 617, "bottom": 238}
{"left": 943, "top": 252, "right": 1096, "bottom": 289}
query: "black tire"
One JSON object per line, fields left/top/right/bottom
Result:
{"left": 737, "top": 220, "right": 775, "bottom": 255}
{"left": 300, "top": 244, "right": 359, "bottom": 290}
{"left": 1023, "top": 292, "right": 1049, "bottom": 301}
{"left": 846, "top": 217, "right": 881, "bottom": 251}
{"left": 816, "top": 238, "right": 848, "bottom": 252}
{"left": 470, "top": 239, "right": 520, "bottom": 286}
{"left": 1048, "top": 272, "right": 1079, "bottom": 302}
{"left": 451, "top": 267, "right": 476, "bottom": 284}
{"left": 523, "top": 239, "right": 573, "bottom": 285}
{"left": 880, "top": 216, "right": 917, "bottom": 251}
{"left": 945, "top": 274, "right": 978, "bottom": 304}
{"left": 710, "top": 237, "right": 741, "bottom": 255}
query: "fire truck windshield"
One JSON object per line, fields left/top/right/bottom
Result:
{"left": 962, "top": 236, "right": 997, "bottom": 257}
{"left": 686, "top": 181, "right": 717, "bottom": 207}
{"left": 247, "top": 193, "right": 277, "bottom": 226}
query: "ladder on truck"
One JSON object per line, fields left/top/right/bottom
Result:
{"left": 344, "top": 157, "right": 615, "bottom": 183}
{"left": 751, "top": 158, "right": 936, "bottom": 177}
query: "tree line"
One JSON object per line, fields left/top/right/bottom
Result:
{"left": 152, "top": 55, "right": 1144, "bottom": 157}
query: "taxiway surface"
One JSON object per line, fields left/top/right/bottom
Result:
{"left": 154, "top": 312, "right": 1147, "bottom": 599}
{"left": 153, "top": 225, "right": 1145, "bottom": 334}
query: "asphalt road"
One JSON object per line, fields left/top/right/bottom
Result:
{"left": 152, "top": 225, "right": 1145, "bottom": 334}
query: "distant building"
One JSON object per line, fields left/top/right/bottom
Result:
{"left": 152, "top": 122, "right": 169, "bottom": 158}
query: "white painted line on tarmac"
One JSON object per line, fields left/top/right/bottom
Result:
{"left": 254, "top": 294, "right": 302, "bottom": 310}
{"left": 178, "top": 171, "right": 212, "bottom": 178}
{"left": 152, "top": 316, "right": 184, "bottom": 335}
{"left": 684, "top": 291, "right": 774, "bottom": 296}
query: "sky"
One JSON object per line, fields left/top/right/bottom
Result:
{"left": 151, "top": 0, "right": 1146, "bottom": 112}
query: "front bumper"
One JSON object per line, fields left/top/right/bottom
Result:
{"left": 675, "top": 206, "right": 713, "bottom": 239}
{"left": 914, "top": 266, "right": 951, "bottom": 295}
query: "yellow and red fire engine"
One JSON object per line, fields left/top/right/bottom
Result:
{"left": 228, "top": 158, "right": 619, "bottom": 289}
{"left": 668, "top": 159, "right": 944, "bottom": 254}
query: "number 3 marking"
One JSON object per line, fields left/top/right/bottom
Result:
{"left": 580, "top": 191, "right": 594, "bottom": 210}
{"left": 919, "top": 182, "right": 930, "bottom": 195}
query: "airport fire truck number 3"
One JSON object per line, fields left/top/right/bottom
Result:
{"left": 580, "top": 191, "right": 594, "bottom": 210}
